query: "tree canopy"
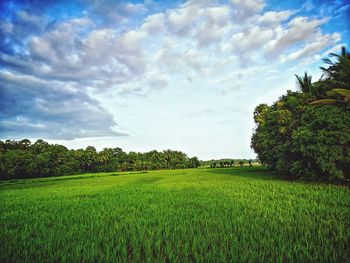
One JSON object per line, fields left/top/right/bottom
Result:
{"left": 0, "top": 139, "right": 200, "bottom": 180}
{"left": 251, "top": 46, "right": 350, "bottom": 181}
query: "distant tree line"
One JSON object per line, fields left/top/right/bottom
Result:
{"left": 0, "top": 139, "right": 200, "bottom": 180}
{"left": 201, "top": 159, "right": 258, "bottom": 168}
{"left": 251, "top": 46, "right": 350, "bottom": 182}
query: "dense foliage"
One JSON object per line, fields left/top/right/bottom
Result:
{"left": 200, "top": 158, "right": 258, "bottom": 167}
{"left": 0, "top": 139, "right": 200, "bottom": 179}
{"left": 251, "top": 47, "right": 350, "bottom": 181}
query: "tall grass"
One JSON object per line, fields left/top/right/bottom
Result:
{"left": 0, "top": 167, "right": 349, "bottom": 262}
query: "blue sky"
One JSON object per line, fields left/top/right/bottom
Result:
{"left": 0, "top": 0, "right": 349, "bottom": 159}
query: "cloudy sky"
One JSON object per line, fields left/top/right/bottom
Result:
{"left": 0, "top": 0, "right": 349, "bottom": 159}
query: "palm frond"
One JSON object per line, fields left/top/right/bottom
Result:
{"left": 295, "top": 74, "right": 304, "bottom": 91}
{"left": 322, "top": 57, "right": 335, "bottom": 65}
{"left": 325, "top": 90, "right": 338, "bottom": 97}
{"left": 332, "top": 88, "right": 350, "bottom": 96}
{"left": 329, "top": 52, "right": 340, "bottom": 58}
{"left": 310, "top": 99, "right": 338, "bottom": 105}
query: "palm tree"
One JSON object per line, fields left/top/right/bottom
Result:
{"left": 295, "top": 72, "right": 313, "bottom": 94}
{"left": 320, "top": 46, "right": 349, "bottom": 84}
{"left": 310, "top": 46, "right": 350, "bottom": 105}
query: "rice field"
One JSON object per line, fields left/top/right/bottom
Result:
{"left": 0, "top": 167, "right": 349, "bottom": 262}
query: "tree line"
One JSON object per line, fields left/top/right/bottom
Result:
{"left": 0, "top": 139, "right": 200, "bottom": 180}
{"left": 200, "top": 159, "right": 258, "bottom": 168}
{"left": 251, "top": 46, "right": 350, "bottom": 182}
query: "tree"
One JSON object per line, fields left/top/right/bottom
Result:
{"left": 0, "top": 139, "right": 201, "bottom": 179}
{"left": 18, "top": 139, "right": 31, "bottom": 150}
{"left": 310, "top": 46, "right": 350, "bottom": 106}
{"left": 320, "top": 46, "right": 350, "bottom": 88}
{"left": 97, "top": 148, "right": 118, "bottom": 172}
{"left": 251, "top": 46, "right": 350, "bottom": 181}
{"left": 295, "top": 72, "right": 313, "bottom": 94}
{"left": 84, "top": 146, "right": 98, "bottom": 172}
{"left": 31, "top": 139, "right": 49, "bottom": 154}
{"left": 189, "top": 157, "right": 200, "bottom": 168}
{"left": 248, "top": 160, "right": 252, "bottom": 167}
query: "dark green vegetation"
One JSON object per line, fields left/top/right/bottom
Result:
{"left": 200, "top": 158, "right": 258, "bottom": 168}
{"left": 251, "top": 47, "right": 350, "bottom": 181}
{"left": 0, "top": 139, "right": 200, "bottom": 180}
{"left": 1, "top": 167, "right": 349, "bottom": 262}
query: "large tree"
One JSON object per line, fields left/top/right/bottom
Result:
{"left": 251, "top": 47, "right": 350, "bottom": 181}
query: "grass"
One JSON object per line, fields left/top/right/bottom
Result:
{"left": 0, "top": 167, "right": 349, "bottom": 262}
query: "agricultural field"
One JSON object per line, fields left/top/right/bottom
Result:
{"left": 0, "top": 167, "right": 349, "bottom": 262}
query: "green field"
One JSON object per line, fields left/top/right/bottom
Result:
{"left": 0, "top": 167, "right": 349, "bottom": 262}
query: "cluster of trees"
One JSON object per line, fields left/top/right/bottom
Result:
{"left": 0, "top": 139, "right": 200, "bottom": 180}
{"left": 251, "top": 47, "right": 350, "bottom": 181}
{"left": 201, "top": 159, "right": 257, "bottom": 168}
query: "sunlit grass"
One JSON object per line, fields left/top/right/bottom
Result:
{"left": 0, "top": 167, "right": 349, "bottom": 262}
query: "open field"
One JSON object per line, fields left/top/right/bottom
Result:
{"left": 0, "top": 167, "right": 349, "bottom": 262}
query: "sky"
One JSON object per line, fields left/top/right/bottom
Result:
{"left": 0, "top": 0, "right": 349, "bottom": 160}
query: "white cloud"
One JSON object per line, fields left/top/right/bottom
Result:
{"left": 230, "top": 0, "right": 265, "bottom": 19}
{"left": 166, "top": 4, "right": 203, "bottom": 36}
{"left": 84, "top": 0, "right": 147, "bottom": 24}
{"left": 206, "top": 6, "right": 232, "bottom": 25}
{"left": 141, "top": 13, "right": 165, "bottom": 34}
{"left": 259, "top": 11, "right": 294, "bottom": 26}
{"left": 30, "top": 36, "right": 58, "bottom": 62}
{"left": 147, "top": 72, "right": 169, "bottom": 90}
{"left": 193, "top": 6, "right": 233, "bottom": 46}
{"left": 0, "top": 0, "right": 343, "bottom": 157}
{"left": 16, "top": 10, "right": 45, "bottom": 30}
{"left": 267, "top": 17, "right": 328, "bottom": 56}
{"left": 283, "top": 33, "right": 341, "bottom": 62}
{"left": 0, "top": 70, "right": 124, "bottom": 139}
{"left": 227, "top": 26, "right": 274, "bottom": 53}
